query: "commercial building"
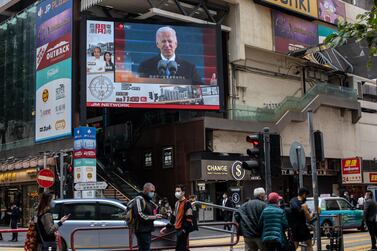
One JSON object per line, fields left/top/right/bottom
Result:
{"left": 0, "top": 0, "right": 376, "bottom": 224}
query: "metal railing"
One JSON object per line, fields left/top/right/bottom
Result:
{"left": 70, "top": 222, "right": 239, "bottom": 251}
{"left": 230, "top": 82, "right": 357, "bottom": 122}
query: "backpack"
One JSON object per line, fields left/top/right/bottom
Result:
{"left": 125, "top": 196, "right": 145, "bottom": 226}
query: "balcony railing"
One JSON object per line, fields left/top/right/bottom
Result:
{"left": 230, "top": 83, "right": 358, "bottom": 122}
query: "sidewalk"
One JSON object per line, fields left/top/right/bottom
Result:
{"left": 0, "top": 227, "right": 25, "bottom": 247}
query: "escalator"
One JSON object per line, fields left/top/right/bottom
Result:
{"left": 97, "top": 159, "right": 140, "bottom": 199}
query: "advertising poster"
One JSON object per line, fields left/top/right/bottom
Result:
{"left": 318, "top": 0, "right": 346, "bottom": 25}
{"left": 86, "top": 20, "right": 221, "bottom": 110}
{"left": 73, "top": 127, "right": 96, "bottom": 159}
{"left": 35, "top": 0, "right": 72, "bottom": 142}
{"left": 341, "top": 157, "right": 362, "bottom": 184}
{"left": 318, "top": 24, "right": 337, "bottom": 44}
{"left": 363, "top": 172, "right": 377, "bottom": 184}
{"left": 35, "top": 59, "right": 72, "bottom": 142}
{"left": 272, "top": 10, "right": 318, "bottom": 54}
{"left": 73, "top": 159, "right": 97, "bottom": 183}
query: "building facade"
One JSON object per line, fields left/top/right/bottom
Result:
{"left": 0, "top": 0, "right": 376, "bottom": 224}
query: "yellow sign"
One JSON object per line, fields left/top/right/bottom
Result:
{"left": 256, "top": 0, "right": 318, "bottom": 18}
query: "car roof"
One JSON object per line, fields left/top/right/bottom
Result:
{"left": 53, "top": 198, "right": 125, "bottom": 204}
{"left": 307, "top": 197, "right": 345, "bottom": 200}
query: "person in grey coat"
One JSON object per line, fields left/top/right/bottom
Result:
{"left": 364, "top": 190, "right": 377, "bottom": 251}
{"left": 234, "top": 187, "right": 266, "bottom": 251}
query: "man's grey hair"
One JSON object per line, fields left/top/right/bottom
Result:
{"left": 254, "top": 187, "right": 266, "bottom": 198}
{"left": 156, "top": 26, "right": 177, "bottom": 42}
{"left": 143, "top": 182, "right": 155, "bottom": 191}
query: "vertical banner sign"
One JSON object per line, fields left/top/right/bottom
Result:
{"left": 74, "top": 127, "right": 97, "bottom": 198}
{"left": 35, "top": 0, "right": 72, "bottom": 142}
{"left": 341, "top": 157, "right": 362, "bottom": 184}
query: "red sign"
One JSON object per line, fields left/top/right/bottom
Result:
{"left": 37, "top": 169, "right": 55, "bottom": 188}
{"left": 36, "top": 33, "right": 71, "bottom": 71}
{"left": 370, "top": 173, "right": 377, "bottom": 183}
{"left": 341, "top": 158, "right": 361, "bottom": 175}
{"left": 341, "top": 157, "right": 362, "bottom": 184}
{"left": 73, "top": 149, "right": 96, "bottom": 159}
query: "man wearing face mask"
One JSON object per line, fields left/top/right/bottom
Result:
{"left": 288, "top": 187, "right": 313, "bottom": 251}
{"left": 133, "top": 183, "right": 162, "bottom": 251}
{"left": 363, "top": 190, "right": 377, "bottom": 251}
{"left": 221, "top": 192, "right": 235, "bottom": 230}
{"left": 161, "top": 184, "right": 193, "bottom": 251}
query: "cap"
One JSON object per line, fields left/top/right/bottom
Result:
{"left": 268, "top": 192, "right": 282, "bottom": 204}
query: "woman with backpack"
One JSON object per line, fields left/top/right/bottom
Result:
{"left": 36, "top": 192, "right": 69, "bottom": 251}
{"left": 259, "top": 192, "right": 289, "bottom": 251}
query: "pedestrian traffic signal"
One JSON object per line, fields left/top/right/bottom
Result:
{"left": 242, "top": 133, "right": 264, "bottom": 172}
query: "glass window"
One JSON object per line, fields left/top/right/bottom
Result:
{"left": 98, "top": 204, "right": 126, "bottom": 220}
{"left": 144, "top": 152, "right": 152, "bottom": 169}
{"left": 162, "top": 147, "right": 173, "bottom": 168}
{"left": 337, "top": 199, "right": 352, "bottom": 210}
{"left": 0, "top": 4, "right": 37, "bottom": 150}
{"left": 62, "top": 203, "right": 96, "bottom": 220}
{"left": 326, "top": 200, "right": 340, "bottom": 210}
{"left": 51, "top": 203, "right": 62, "bottom": 220}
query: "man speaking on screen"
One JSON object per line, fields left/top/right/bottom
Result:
{"left": 138, "top": 26, "right": 203, "bottom": 85}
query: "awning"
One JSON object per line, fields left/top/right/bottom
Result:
{"left": 0, "top": 156, "right": 56, "bottom": 172}
{"left": 81, "top": 0, "right": 103, "bottom": 11}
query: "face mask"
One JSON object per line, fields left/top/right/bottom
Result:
{"left": 175, "top": 192, "right": 182, "bottom": 199}
{"left": 147, "top": 192, "right": 155, "bottom": 199}
{"left": 223, "top": 195, "right": 227, "bottom": 199}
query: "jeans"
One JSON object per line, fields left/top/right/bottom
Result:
{"left": 244, "top": 237, "right": 266, "bottom": 251}
{"left": 176, "top": 229, "right": 189, "bottom": 251}
{"left": 135, "top": 232, "right": 152, "bottom": 251}
{"left": 367, "top": 221, "right": 377, "bottom": 249}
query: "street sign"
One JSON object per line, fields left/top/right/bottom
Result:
{"left": 37, "top": 169, "right": 55, "bottom": 188}
{"left": 289, "top": 142, "right": 306, "bottom": 170}
{"left": 74, "top": 181, "right": 108, "bottom": 191}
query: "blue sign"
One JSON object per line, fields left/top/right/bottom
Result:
{"left": 36, "top": 0, "right": 72, "bottom": 26}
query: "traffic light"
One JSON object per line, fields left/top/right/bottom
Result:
{"left": 242, "top": 133, "right": 264, "bottom": 173}
{"left": 314, "top": 130, "right": 324, "bottom": 162}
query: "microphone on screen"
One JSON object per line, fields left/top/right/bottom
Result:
{"left": 157, "top": 60, "right": 168, "bottom": 76}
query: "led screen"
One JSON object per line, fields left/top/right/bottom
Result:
{"left": 85, "top": 20, "right": 222, "bottom": 110}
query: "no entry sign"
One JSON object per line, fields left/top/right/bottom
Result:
{"left": 37, "top": 169, "right": 55, "bottom": 188}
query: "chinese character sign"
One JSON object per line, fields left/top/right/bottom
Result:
{"left": 341, "top": 157, "right": 362, "bottom": 184}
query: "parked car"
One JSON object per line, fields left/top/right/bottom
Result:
{"left": 306, "top": 196, "right": 365, "bottom": 235}
{"left": 51, "top": 198, "right": 169, "bottom": 251}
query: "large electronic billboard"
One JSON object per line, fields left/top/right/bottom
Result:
{"left": 85, "top": 19, "right": 222, "bottom": 110}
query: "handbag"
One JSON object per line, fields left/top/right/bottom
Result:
{"left": 36, "top": 216, "right": 57, "bottom": 251}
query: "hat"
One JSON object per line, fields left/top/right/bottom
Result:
{"left": 268, "top": 192, "right": 282, "bottom": 204}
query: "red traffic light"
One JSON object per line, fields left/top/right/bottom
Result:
{"left": 246, "top": 134, "right": 262, "bottom": 146}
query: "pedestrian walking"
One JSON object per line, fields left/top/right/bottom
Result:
{"left": 36, "top": 192, "right": 69, "bottom": 251}
{"left": 259, "top": 192, "right": 288, "bottom": 251}
{"left": 8, "top": 202, "right": 20, "bottom": 242}
{"left": 189, "top": 195, "right": 199, "bottom": 231}
{"left": 221, "top": 192, "right": 235, "bottom": 230}
{"left": 234, "top": 187, "right": 267, "bottom": 251}
{"left": 350, "top": 194, "right": 357, "bottom": 208}
{"left": 288, "top": 187, "right": 313, "bottom": 251}
{"left": 364, "top": 190, "right": 377, "bottom": 251}
{"left": 357, "top": 195, "right": 365, "bottom": 209}
{"left": 160, "top": 184, "right": 194, "bottom": 251}
{"left": 132, "top": 183, "right": 162, "bottom": 251}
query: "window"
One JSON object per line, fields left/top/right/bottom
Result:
{"left": 51, "top": 203, "right": 62, "bottom": 220}
{"left": 144, "top": 152, "right": 152, "bottom": 169}
{"left": 337, "top": 199, "right": 352, "bottom": 210}
{"left": 326, "top": 200, "right": 340, "bottom": 210}
{"left": 162, "top": 147, "right": 173, "bottom": 168}
{"left": 99, "top": 204, "right": 126, "bottom": 220}
{"left": 62, "top": 203, "right": 96, "bottom": 220}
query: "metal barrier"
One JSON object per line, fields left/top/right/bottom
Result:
{"left": 70, "top": 222, "right": 239, "bottom": 251}
{"left": 0, "top": 228, "right": 28, "bottom": 233}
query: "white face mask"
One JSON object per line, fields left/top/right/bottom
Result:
{"left": 223, "top": 195, "right": 227, "bottom": 199}
{"left": 175, "top": 192, "right": 183, "bottom": 199}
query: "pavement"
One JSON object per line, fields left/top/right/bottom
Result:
{"left": 0, "top": 226, "right": 26, "bottom": 247}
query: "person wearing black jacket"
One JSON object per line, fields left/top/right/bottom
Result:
{"left": 364, "top": 190, "right": 377, "bottom": 250}
{"left": 161, "top": 184, "right": 193, "bottom": 251}
{"left": 133, "top": 183, "right": 162, "bottom": 251}
{"left": 220, "top": 192, "right": 235, "bottom": 230}
{"left": 234, "top": 187, "right": 266, "bottom": 251}
{"left": 8, "top": 202, "right": 20, "bottom": 242}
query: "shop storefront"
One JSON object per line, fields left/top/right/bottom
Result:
{"left": 0, "top": 157, "right": 56, "bottom": 226}
{"left": 190, "top": 152, "right": 261, "bottom": 221}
